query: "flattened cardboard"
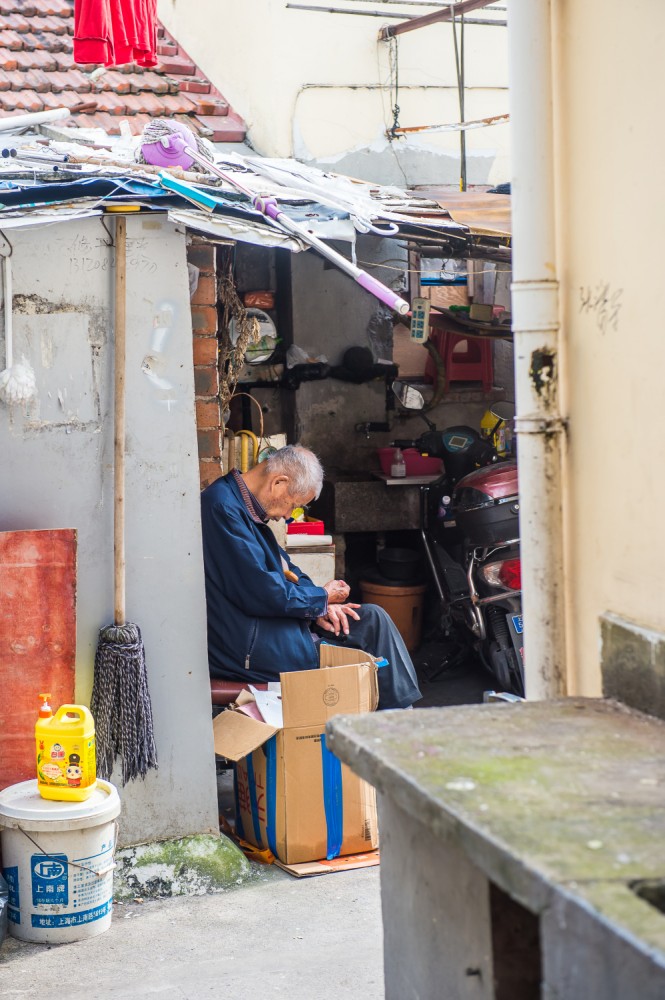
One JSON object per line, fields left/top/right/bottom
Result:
{"left": 213, "top": 709, "right": 278, "bottom": 762}
{"left": 275, "top": 850, "right": 380, "bottom": 878}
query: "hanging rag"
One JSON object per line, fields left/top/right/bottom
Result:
{"left": 73, "top": 0, "right": 157, "bottom": 68}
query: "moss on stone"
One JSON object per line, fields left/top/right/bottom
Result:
{"left": 114, "top": 833, "right": 251, "bottom": 901}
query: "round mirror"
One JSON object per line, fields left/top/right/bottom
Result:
{"left": 392, "top": 380, "right": 425, "bottom": 411}
{"left": 230, "top": 308, "right": 278, "bottom": 365}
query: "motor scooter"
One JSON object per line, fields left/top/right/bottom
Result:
{"left": 391, "top": 381, "right": 524, "bottom": 696}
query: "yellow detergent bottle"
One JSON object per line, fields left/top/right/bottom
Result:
{"left": 480, "top": 408, "right": 507, "bottom": 456}
{"left": 35, "top": 695, "right": 97, "bottom": 802}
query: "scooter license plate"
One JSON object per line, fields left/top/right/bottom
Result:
{"left": 507, "top": 613, "right": 524, "bottom": 664}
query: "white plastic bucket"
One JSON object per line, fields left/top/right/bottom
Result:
{"left": 0, "top": 779, "right": 120, "bottom": 944}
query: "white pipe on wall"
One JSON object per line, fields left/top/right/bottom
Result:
{"left": 508, "top": 0, "right": 567, "bottom": 698}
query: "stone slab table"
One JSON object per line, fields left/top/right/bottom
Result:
{"left": 327, "top": 698, "right": 665, "bottom": 1000}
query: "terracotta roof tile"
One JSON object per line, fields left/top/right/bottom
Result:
{"left": 21, "top": 30, "right": 61, "bottom": 51}
{"left": 0, "top": 88, "right": 44, "bottom": 113}
{"left": 191, "top": 97, "right": 228, "bottom": 117}
{"left": 125, "top": 91, "right": 169, "bottom": 116}
{"left": 155, "top": 92, "right": 196, "bottom": 115}
{"left": 177, "top": 76, "right": 211, "bottom": 95}
{"left": 195, "top": 111, "right": 247, "bottom": 144}
{"left": 53, "top": 51, "right": 75, "bottom": 71}
{"left": 23, "top": 67, "right": 53, "bottom": 91}
{"left": 33, "top": 0, "right": 73, "bottom": 16}
{"left": 156, "top": 55, "right": 195, "bottom": 76}
{"left": 2, "top": 0, "right": 72, "bottom": 13}
{"left": 34, "top": 14, "right": 69, "bottom": 34}
{"left": 0, "top": 0, "right": 72, "bottom": 14}
{"left": 3, "top": 13, "right": 32, "bottom": 33}
{"left": 0, "top": 30, "right": 25, "bottom": 51}
{"left": 72, "top": 111, "right": 121, "bottom": 134}
{"left": 39, "top": 87, "right": 84, "bottom": 109}
{"left": 94, "top": 92, "right": 130, "bottom": 116}
{"left": 156, "top": 40, "right": 177, "bottom": 57}
{"left": 12, "top": 48, "right": 57, "bottom": 70}
{"left": 123, "top": 71, "right": 170, "bottom": 95}
{"left": 11, "top": 0, "right": 38, "bottom": 12}
{"left": 97, "top": 70, "right": 131, "bottom": 94}
{"left": 30, "top": 30, "right": 72, "bottom": 53}
{"left": 0, "top": 8, "right": 246, "bottom": 141}
{"left": 73, "top": 111, "right": 156, "bottom": 136}
{"left": 48, "top": 69, "right": 91, "bottom": 92}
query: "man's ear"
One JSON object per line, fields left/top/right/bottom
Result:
{"left": 270, "top": 474, "right": 290, "bottom": 493}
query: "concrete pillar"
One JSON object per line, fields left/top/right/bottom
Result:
{"left": 378, "top": 794, "right": 494, "bottom": 1000}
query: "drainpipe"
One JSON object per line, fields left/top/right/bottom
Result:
{"left": 508, "top": 0, "right": 567, "bottom": 698}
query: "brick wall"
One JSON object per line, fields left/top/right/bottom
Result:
{"left": 188, "top": 242, "right": 222, "bottom": 489}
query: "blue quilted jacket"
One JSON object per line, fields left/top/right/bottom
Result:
{"left": 201, "top": 473, "right": 328, "bottom": 682}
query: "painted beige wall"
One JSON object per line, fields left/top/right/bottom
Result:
{"left": 158, "top": 0, "right": 511, "bottom": 185}
{"left": 553, "top": 0, "right": 665, "bottom": 693}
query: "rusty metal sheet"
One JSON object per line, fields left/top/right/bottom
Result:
{"left": 0, "top": 528, "right": 76, "bottom": 790}
{"left": 413, "top": 188, "right": 512, "bottom": 240}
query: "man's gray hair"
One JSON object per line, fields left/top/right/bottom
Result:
{"left": 264, "top": 445, "right": 324, "bottom": 499}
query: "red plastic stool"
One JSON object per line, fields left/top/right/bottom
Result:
{"left": 425, "top": 330, "right": 494, "bottom": 393}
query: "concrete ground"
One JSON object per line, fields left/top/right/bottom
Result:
{"left": 0, "top": 865, "right": 383, "bottom": 1000}
{"left": 0, "top": 645, "right": 490, "bottom": 998}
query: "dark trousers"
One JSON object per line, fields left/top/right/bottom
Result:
{"left": 316, "top": 603, "right": 422, "bottom": 710}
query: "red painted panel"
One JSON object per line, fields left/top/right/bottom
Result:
{"left": 0, "top": 529, "right": 76, "bottom": 790}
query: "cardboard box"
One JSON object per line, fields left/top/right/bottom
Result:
{"left": 213, "top": 647, "right": 379, "bottom": 865}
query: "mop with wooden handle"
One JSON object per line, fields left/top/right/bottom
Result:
{"left": 91, "top": 215, "right": 158, "bottom": 784}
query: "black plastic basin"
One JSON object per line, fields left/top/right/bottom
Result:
{"left": 377, "top": 547, "right": 422, "bottom": 583}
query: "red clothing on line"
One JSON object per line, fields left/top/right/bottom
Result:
{"left": 74, "top": 0, "right": 157, "bottom": 68}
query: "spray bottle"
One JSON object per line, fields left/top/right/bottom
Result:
{"left": 35, "top": 695, "right": 97, "bottom": 802}
{"left": 390, "top": 448, "right": 407, "bottom": 477}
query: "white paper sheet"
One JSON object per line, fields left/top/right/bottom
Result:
{"left": 249, "top": 685, "right": 284, "bottom": 728}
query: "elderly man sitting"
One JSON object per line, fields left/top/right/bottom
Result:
{"left": 201, "top": 445, "right": 422, "bottom": 710}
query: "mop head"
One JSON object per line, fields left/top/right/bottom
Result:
{"left": 91, "top": 622, "right": 158, "bottom": 784}
{"left": 0, "top": 360, "right": 36, "bottom": 404}
{"left": 136, "top": 118, "right": 215, "bottom": 170}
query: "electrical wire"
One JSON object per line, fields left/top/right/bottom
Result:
{"left": 449, "top": 5, "right": 467, "bottom": 191}
{"left": 355, "top": 257, "right": 506, "bottom": 277}
{"left": 383, "top": 35, "right": 410, "bottom": 186}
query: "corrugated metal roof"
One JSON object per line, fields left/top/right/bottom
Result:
{"left": 0, "top": 137, "right": 519, "bottom": 284}
{"left": 414, "top": 188, "right": 512, "bottom": 240}
{"left": 0, "top": 142, "right": 471, "bottom": 251}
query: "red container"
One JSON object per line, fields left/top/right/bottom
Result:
{"left": 287, "top": 517, "right": 325, "bottom": 535}
{"left": 378, "top": 448, "right": 443, "bottom": 477}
